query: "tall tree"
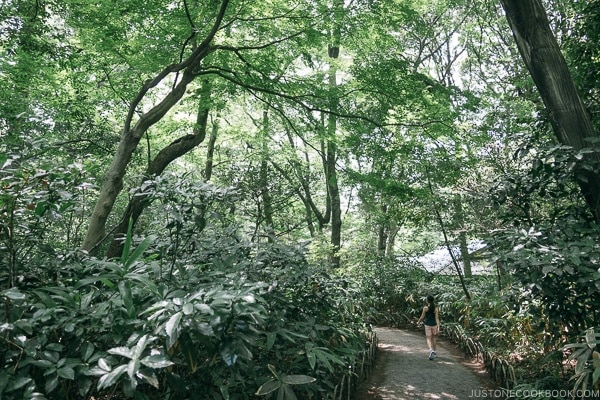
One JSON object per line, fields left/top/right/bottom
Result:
{"left": 104, "top": 78, "right": 214, "bottom": 258}
{"left": 499, "top": 0, "right": 600, "bottom": 223}
{"left": 324, "top": 0, "right": 344, "bottom": 268}
{"left": 81, "top": 1, "right": 230, "bottom": 253}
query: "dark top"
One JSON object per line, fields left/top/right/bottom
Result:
{"left": 424, "top": 306, "right": 437, "bottom": 326}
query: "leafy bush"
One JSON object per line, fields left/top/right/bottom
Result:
{"left": 562, "top": 327, "right": 600, "bottom": 393}
{"left": 0, "top": 226, "right": 372, "bottom": 399}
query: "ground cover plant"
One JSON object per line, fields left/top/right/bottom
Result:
{"left": 0, "top": 228, "right": 373, "bottom": 399}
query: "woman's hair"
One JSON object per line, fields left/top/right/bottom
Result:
{"left": 426, "top": 295, "right": 435, "bottom": 315}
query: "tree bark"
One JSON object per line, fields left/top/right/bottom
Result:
{"left": 453, "top": 194, "right": 472, "bottom": 277}
{"left": 259, "top": 109, "right": 274, "bottom": 242}
{"left": 202, "top": 118, "right": 219, "bottom": 181}
{"left": 326, "top": 0, "right": 344, "bottom": 268}
{"left": 104, "top": 79, "right": 213, "bottom": 258}
{"left": 500, "top": 0, "right": 600, "bottom": 223}
{"left": 327, "top": 70, "right": 342, "bottom": 268}
{"left": 377, "top": 204, "right": 388, "bottom": 256}
{"left": 81, "top": 0, "right": 229, "bottom": 253}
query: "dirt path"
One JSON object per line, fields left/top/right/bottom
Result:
{"left": 356, "top": 327, "right": 497, "bottom": 400}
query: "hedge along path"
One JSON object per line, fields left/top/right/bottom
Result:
{"left": 356, "top": 327, "right": 497, "bottom": 400}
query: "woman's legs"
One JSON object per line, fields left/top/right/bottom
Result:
{"left": 426, "top": 334, "right": 434, "bottom": 351}
{"left": 424, "top": 325, "right": 438, "bottom": 357}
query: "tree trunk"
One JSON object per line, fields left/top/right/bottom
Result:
{"left": 377, "top": 204, "right": 388, "bottom": 256}
{"left": 386, "top": 224, "right": 400, "bottom": 257}
{"left": 326, "top": 0, "right": 343, "bottom": 268}
{"left": 203, "top": 118, "right": 219, "bottom": 181}
{"left": 500, "top": 0, "right": 600, "bottom": 223}
{"left": 260, "top": 109, "right": 274, "bottom": 242}
{"left": 81, "top": 0, "right": 229, "bottom": 253}
{"left": 104, "top": 79, "right": 212, "bottom": 258}
{"left": 427, "top": 176, "right": 470, "bottom": 300}
{"left": 327, "top": 71, "right": 342, "bottom": 268}
{"left": 453, "top": 194, "right": 471, "bottom": 277}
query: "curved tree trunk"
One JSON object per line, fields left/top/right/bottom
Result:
{"left": 104, "top": 79, "right": 212, "bottom": 258}
{"left": 500, "top": 0, "right": 600, "bottom": 223}
{"left": 81, "top": 0, "right": 229, "bottom": 254}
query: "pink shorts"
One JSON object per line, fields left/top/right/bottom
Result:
{"left": 425, "top": 325, "right": 439, "bottom": 336}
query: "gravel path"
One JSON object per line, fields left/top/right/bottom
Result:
{"left": 356, "top": 326, "right": 497, "bottom": 400}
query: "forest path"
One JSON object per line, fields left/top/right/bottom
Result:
{"left": 356, "top": 326, "right": 497, "bottom": 400}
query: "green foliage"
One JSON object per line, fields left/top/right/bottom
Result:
{"left": 486, "top": 142, "right": 600, "bottom": 346}
{"left": 562, "top": 328, "right": 600, "bottom": 393}
{"left": 255, "top": 364, "right": 316, "bottom": 400}
{"left": 3, "top": 0, "right": 600, "bottom": 397}
{"left": 0, "top": 220, "right": 372, "bottom": 399}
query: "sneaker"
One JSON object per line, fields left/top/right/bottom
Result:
{"left": 428, "top": 350, "right": 434, "bottom": 360}
{"left": 432, "top": 351, "right": 437, "bottom": 359}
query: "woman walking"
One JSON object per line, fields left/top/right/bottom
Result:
{"left": 416, "top": 295, "right": 441, "bottom": 360}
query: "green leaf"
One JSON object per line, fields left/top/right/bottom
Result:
{"left": 196, "top": 321, "right": 214, "bottom": 336}
{"left": 255, "top": 379, "right": 281, "bottom": 396}
{"left": 140, "top": 355, "right": 174, "bottom": 369}
{"left": 586, "top": 328, "right": 597, "bottom": 349}
{"left": 182, "top": 302, "right": 194, "bottom": 315}
{"left": 127, "top": 359, "right": 140, "bottom": 387}
{"left": 137, "top": 370, "right": 159, "bottom": 388}
{"left": 220, "top": 385, "right": 230, "bottom": 400}
{"left": 282, "top": 383, "right": 298, "bottom": 400}
{"left": 121, "top": 217, "right": 134, "bottom": 263}
{"left": 119, "top": 281, "right": 135, "bottom": 317}
{"left": 31, "top": 360, "right": 54, "bottom": 368}
{"left": 267, "top": 364, "right": 278, "bottom": 378}
{"left": 266, "top": 332, "right": 276, "bottom": 351}
{"left": 57, "top": 367, "right": 75, "bottom": 380}
{"left": 81, "top": 342, "right": 95, "bottom": 362}
{"left": 569, "top": 345, "right": 591, "bottom": 361}
{"left": 195, "top": 303, "right": 213, "bottom": 314}
{"left": 7, "top": 377, "right": 33, "bottom": 392}
{"left": 75, "top": 275, "right": 118, "bottom": 289}
{"left": 98, "top": 358, "right": 111, "bottom": 372}
{"left": 575, "top": 349, "right": 592, "bottom": 374}
{"left": 123, "top": 235, "right": 156, "bottom": 271}
{"left": 563, "top": 342, "right": 587, "bottom": 351}
{"left": 1, "top": 288, "right": 26, "bottom": 300}
{"left": 133, "top": 334, "right": 150, "bottom": 360}
{"left": 281, "top": 375, "right": 316, "bottom": 385}
{"left": 45, "top": 375, "right": 59, "bottom": 393}
{"left": 124, "top": 273, "right": 159, "bottom": 294}
{"left": 46, "top": 343, "right": 64, "bottom": 352}
{"left": 593, "top": 361, "right": 600, "bottom": 385}
{"left": 108, "top": 346, "right": 134, "bottom": 359}
{"left": 166, "top": 312, "right": 183, "bottom": 347}
{"left": 98, "top": 365, "right": 128, "bottom": 390}
{"left": 306, "top": 344, "right": 316, "bottom": 370}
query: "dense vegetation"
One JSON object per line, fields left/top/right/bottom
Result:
{"left": 1, "top": 0, "right": 600, "bottom": 399}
